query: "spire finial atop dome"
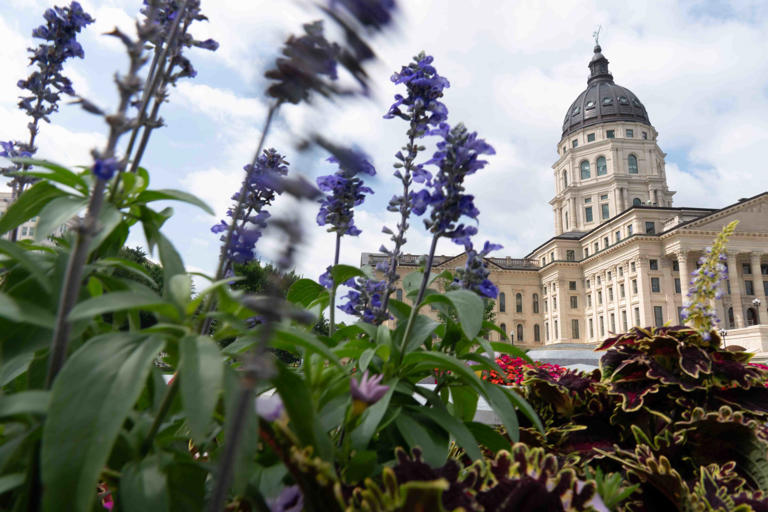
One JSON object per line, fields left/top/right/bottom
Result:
{"left": 587, "top": 41, "right": 613, "bottom": 84}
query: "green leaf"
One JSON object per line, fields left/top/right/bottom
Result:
{"left": 41, "top": 333, "right": 164, "bottom": 512}
{"left": 445, "top": 289, "right": 484, "bottom": 340}
{"left": 490, "top": 342, "right": 533, "bottom": 364}
{"left": 481, "top": 380, "right": 520, "bottom": 442}
{"left": 403, "top": 352, "right": 485, "bottom": 394}
{"left": 135, "top": 188, "right": 214, "bottom": 215}
{"left": 120, "top": 457, "right": 169, "bottom": 512}
{"left": 157, "top": 233, "right": 185, "bottom": 288}
{"left": 168, "top": 274, "right": 191, "bottom": 311}
{"left": 395, "top": 412, "right": 449, "bottom": 467}
{"left": 179, "top": 335, "right": 224, "bottom": 442}
{"left": 88, "top": 204, "right": 123, "bottom": 252}
{"left": 387, "top": 299, "right": 410, "bottom": 322}
{"left": 345, "top": 450, "right": 377, "bottom": 483}
{"left": 35, "top": 196, "right": 88, "bottom": 241}
{"left": 402, "top": 271, "right": 423, "bottom": 293}
{"left": 450, "top": 386, "right": 479, "bottom": 422}
{"left": 400, "top": 315, "right": 439, "bottom": 353}
{"left": 0, "top": 181, "right": 66, "bottom": 235}
{"left": 0, "top": 292, "right": 56, "bottom": 328}
{"left": 68, "top": 291, "right": 175, "bottom": 321}
{"left": 359, "top": 348, "right": 375, "bottom": 372}
{"left": 274, "top": 364, "right": 317, "bottom": 447}
{"left": 466, "top": 422, "right": 510, "bottom": 452}
{"left": 0, "top": 239, "right": 52, "bottom": 293}
{"left": 414, "top": 406, "right": 482, "bottom": 460}
{"left": 0, "top": 473, "right": 25, "bottom": 496}
{"left": 286, "top": 279, "right": 325, "bottom": 307}
{"left": 12, "top": 158, "right": 89, "bottom": 194}
{"left": 351, "top": 383, "right": 397, "bottom": 450}
{"left": 0, "top": 390, "right": 49, "bottom": 417}
{"left": 501, "top": 386, "right": 544, "bottom": 434}
{"left": 273, "top": 326, "right": 342, "bottom": 367}
{"left": 330, "top": 264, "right": 365, "bottom": 287}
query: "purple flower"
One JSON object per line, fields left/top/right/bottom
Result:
{"left": 255, "top": 394, "right": 284, "bottom": 422}
{"left": 339, "top": 277, "right": 390, "bottom": 324}
{"left": 329, "top": 0, "right": 397, "bottom": 31}
{"left": 270, "top": 485, "right": 302, "bottom": 512}
{"left": 384, "top": 53, "right": 450, "bottom": 135}
{"left": 350, "top": 370, "right": 389, "bottom": 404}
{"left": 452, "top": 240, "right": 502, "bottom": 299}
{"left": 415, "top": 123, "right": 494, "bottom": 245}
{"left": 319, "top": 267, "right": 334, "bottom": 289}
{"left": 92, "top": 158, "right": 119, "bottom": 181}
{"left": 213, "top": 149, "right": 289, "bottom": 265}
{"left": 316, "top": 150, "right": 375, "bottom": 236}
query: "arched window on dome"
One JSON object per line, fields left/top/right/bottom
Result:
{"left": 580, "top": 160, "right": 590, "bottom": 179}
{"left": 632, "top": 198, "right": 642, "bottom": 206}
{"left": 517, "top": 324, "right": 524, "bottom": 342}
{"left": 562, "top": 170, "right": 568, "bottom": 189}
{"left": 516, "top": 293, "right": 523, "bottom": 313}
{"left": 533, "top": 294, "right": 539, "bottom": 314}
{"left": 534, "top": 324, "right": 541, "bottom": 342}
{"left": 500, "top": 323, "right": 507, "bottom": 341}
{"left": 596, "top": 156, "right": 607, "bottom": 176}
{"left": 628, "top": 154, "right": 639, "bottom": 174}
{"left": 499, "top": 292, "right": 506, "bottom": 313}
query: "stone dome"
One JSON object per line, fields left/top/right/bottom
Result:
{"left": 561, "top": 45, "right": 651, "bottom": 138}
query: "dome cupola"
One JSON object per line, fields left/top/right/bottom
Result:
{"left": 562, "top": 45, "right": 650, "bottom": 138}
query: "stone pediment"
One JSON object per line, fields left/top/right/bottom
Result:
{"left": 679, "top": 194, "right": 768, "bottom": 234}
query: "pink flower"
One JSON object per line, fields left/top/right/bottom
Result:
{"left": 350, "top": 371, "right": 389, "bottom": 404}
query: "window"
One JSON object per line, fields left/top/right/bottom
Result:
{"left": 586, "top": 279, "right": 591, "bottom": 289}
{"left": 596, "top": 156, "right": 607, "bottom": 176}
{"left": 553, "top": 297, "right": 557, "bottom": 310}
{"left": 585, "top": 197, "right": 592, "bottom": 204}
{"left": 601, "top": 204, "right": 610, "bottom": 220}
{"left": 587, "top": 133, "right": 595, "bottom": 142}
{"left": 572, "top": 319, "right": 580, "bottom": 339}
{"left": 564, "top": 212, "right": 568, "bottom": 229}
{"left": 585, "top": 207, "right": 593, "bottom": 222}
{"left": 620, "top": 283, "right": 625, "bottom": 297}
{"left": 500, "top": 323, "right": 506, "bottom": 340}
{"left": 570, "top": 296, "right": 578, "bottom": 309}
{"left": 745, "top": 280, "right": 755, "bottom": 295}
{"left": 603, "top": 236, "right": 609, "bottom": 248}
{"left": 603, "top": 97, "right": 613, "bottom": 105}
{"left": 599, "top": 316, "right": 605, "bottom": 336}
{"left": 396, "top": 289, "right": 403, "bottom": 301}
{"left": 627, "top": 224, "right": 633, "bottom": 236}
{"left": 633, "top": 198, "right": 642, "bottom": 206}
{"left": 572, "top": 105, "right": 580, "bottom": 115}
{"left": 607, "top": 271, "right": 612, "bottom": 281}
{"left": 533, "top": 294, "right": 539, "bottom": 313}
{"left": 747, "top": 308, "right": 758, "bottom": 326}
{"left": 550, "top": 251, "right": 555, "bottom": 262}
{"left": 554, "top": 320, "right": 558, "bottom": 337}
{"left": 632, "top": 279, "right": 638, "bottom": 294}
{"left": 544, "top": 299, "right": 548, "bottom": 312}
{"left": 608, "top": 287, "right": 614, "bottom": 301}
{"left": 631, "top": 262, "right": 636, "bottom": 272}
{"left": 622, "top": 310, "right": 628, "bottom": 331}
{"left": 569, "top": 281, "right": 577, "bottom": 290}
{"left": 628, "top": 154, "right": 638, "bottom": 174}
{"left": 517, "top": 324, "right": 524, "bottom": 342}
{"left": 21, "top": 227, "right": 28, "bottom": 236}
{"left": 762, "top": 264, "right": 768, "bottom": 275}
{"left": 626, "top": 129, "right": 634, "bottom": 138}
{"left": 562, "top": 170, "right": 568, "bottom": 188}
{"left": 618, "top": 96, "right": 629, "bottom": 105}
{"left": 28, "top": 227, "right": 34, "bottom": 237}
{"left": 545, "top": 322, "right": 549, "bottom": 341}
{"left": 589, "top": 318, "right": 594, "bottom": 337}
{"left": 607, "top": 129, "right": 615, "bottom": 138}
{"left": 580, "top": 160, "right": 590, "bottom": 179}
{"left": 674, "top": 278, "right": 681, "bottom": 293}
{"left": 598, "top": 291, "right": 603, "bottom": 305}
{"left": 673, "top": 260, "right": 679, "bottom": 271}
{"left": 566, "top": 250, "right": 575, "bottom": 261}
{"left": 615, "top": 231, "right": 621, "bottom": 242}
{"left": 728, "top": 307, "right": 735, "bottom": 328}
{"left": 534, "top": 324, "right": 541, "bottom": 342}
{"left": 642, "top": 131, "right": 648, "bottom": 139}
{"left": 743, "top": 263, "right": 752, "bottom": 275}
{"left": 727, "top": 279, "right": 731, "bottom": 294}
{"left": 499, "top": 292, "right": 506, "bottom": 312}
{"left": 764, "top": 280, "right": 768, "bottom": 296}
{"left": 653, "top": 306, "right": 664, "bottom": 328}
{"left": 645, "top": 222, "right": 655, "bottom": 234}
{"left": 572, "top": 139, "right": 578, "bottom": 148}
{"left": 610, "top": 313, "right": 616, "bottom": 332}
{"left": 650, "top": 259, "right": 658, "bottom": 270}
{"left": 516, "top": 293, "right": 523, "bottom": 313}
{"left": 618, "top": 266, "right": 624, "bottom": 277}
{"left": 651, "top": 277, "right": 661, "bottom": 292}
{"left": 597, "top": 276, "right": 601, "bottom": 285}
{"left": 632, "top": 307, "right": 639, "bottom": 326}
{"left": 587, "top": 294, "right": 592, "bottom": 307}
{"left": 678, "top": 307, "right": 685, "bottom": 324}
{"left": 600, "top": 194, "right": 609, "bottom": 200}
{"left": 594, "top": 242, "right": 599, "bottom": 253}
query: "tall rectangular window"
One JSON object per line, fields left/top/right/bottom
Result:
{"left": 654, "top": 306, "right": 664, "bottom": 328}
{"left": 572, "top": 319, "right": 580, "bottom": 339}
{"left": 632, "top": 279, "right": 638, "bottom": 294}
{"left": 599, "top": 316, "right": 605, "bottom": 336}
{"left": 673, "top": 260, "right": 679, "bottom": 271}
{"left": 601, "top": 204, "right": 610, "bottom": 220}
{"left": 634, "top": 307, "right": 640, "bottom": 326}
{"left": 607, "top": 271, "right": 612, "bottom": 281}
{"left": 743, "top": 263, "right": 752, "bottom": 275}
{"left": 762, "top": 264, "right": 768, "bottom": 275}
{"left": 594, "top": 242, "right": 599, "bottom": 253}
{"left": 631, "top": 261, "right": 636, "bottom": 272}
{"left": 585, "top": 207, "right": 593, "bottom": 222}
{"left": 642, "top": 131, "right": 648, "bottom": 139}
{"left": 603, "top": 236, "right": 609, "bottom": 248}
{"left": 615, "top": 230, "right": 621, "bottom": 242}
{"left": 627, "top": 224, "right": 633, "bottom": 236}
{"left": 678, "top": 307, "right": 684, "bottom": 324}
{"left": 620, "top": 283, "right": 625, "bottom": 298}
{"left": 618, "top": 266, "right": 623, "bottom": 277}
{"left": 607, "top": 129, "right": 615, "bottom": 138}
{"left": 589, "top": 318, "right": 594, "bottom": 337}
{"left": 608, "top": 287, "right": 614, "bottom": 301}
{"left": 622, "top": 310, "right": 628, "bottom": 331}
{"left": 745, "top": 280, "right": 754, "bottom": 295}
{"left": 651, "top": 277, "right": 661, "bottom": 292}
{"left": 598, "top": 291, "right": 603, "bottom": 305}
{"left": 569, "top": 281, "right": 577, "bottom": 290}
{"left": 570, "top": 296, "right": 578, "bottom": 309}
{"left": 554, "top": 320, "right": 558, "bottom": 337}
{"left": 572, "top": 139, "right": 578, "bottom": 148}
{"left": 587, "top": 294, "right": 592, "bottom": 307}
{"left": 650, "top": 259, "right": 659, "bottom": 270}
{"left": 610, "top": 313, "right": 616, "bottom": 332}
{"left": 545, "top": 322, "right": 549, "bottom": 341}
{"left": 626, "top": 128, "right": 634, "bottom": 138}
{"left": 674, "top": 278, "right": 681, "bottom": 293}
{"left": 645, "top": 221, "right": 655, "bottom": 234}
{"left": 567, "top": 250, "right": 575, "bottom": 261}
{"left": 764, "top": 281, "right": 768, "bottom": 296}
{"left": 586, "top": 279, "right": 591, "bottom": 289}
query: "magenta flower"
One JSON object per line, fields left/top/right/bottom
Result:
{"left": 255, "top": 394, "right": 284, "bottom": 421}
{"left": 350, "top": 370, "right": 389, "bottom": 404}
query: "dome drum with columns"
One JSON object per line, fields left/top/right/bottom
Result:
{"left": 363, "top": 44, "right": 768, "bottom": 354}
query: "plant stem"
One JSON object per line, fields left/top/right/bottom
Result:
{"left": 141, "top": 376, "right": 179, "bottom": 454}
{"left": 399, "top": 234, "right": 439, "bottom": 361}
{"left": 329, "top": 232, "right": 341, "bottom": 336}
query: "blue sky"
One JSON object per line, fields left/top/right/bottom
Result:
{"left": 2, "top": 0, "right": 768, "bottom": 288}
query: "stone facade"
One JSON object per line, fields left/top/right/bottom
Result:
{"left": 361, "top": 46, "right": 768, "bottom": 352}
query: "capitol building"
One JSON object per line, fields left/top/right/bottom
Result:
{"left": 363, "top": 45, "right": 768, "bottom": 352}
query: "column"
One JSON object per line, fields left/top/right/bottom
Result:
{"left": 662, "top": 257, "right": 676, "bottom": 323}
{"left": 554, "top": 207, "right": 562, "bottom": 234}
{"left": 591, "top": 275, "right": 599, "bottom": 340}
{"left": 751, "top": 252, "right": 766, "bottom": 324}
{"left": 621, "top": 188, "right": 628, "bottom": 211}
{"left": 727, "top": 252, "right": 745, "bottom": 328}
{"left": 570, "top": 198, "right": 577, "bottom": 230}
{"left": 677, "top": 251, "right": 690, "bottom": 295}
{"left": 637, "top": 257, "right": 652, "bottom": 326}
{"left": 623, "top": 261, "right": 633, "bottom": 327}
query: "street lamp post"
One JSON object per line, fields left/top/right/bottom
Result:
{"left": 754, "top": 298, "right": 762, "bottom": 324}
{"left": 719, "top": 329, "right": 728, "bottom": 349}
